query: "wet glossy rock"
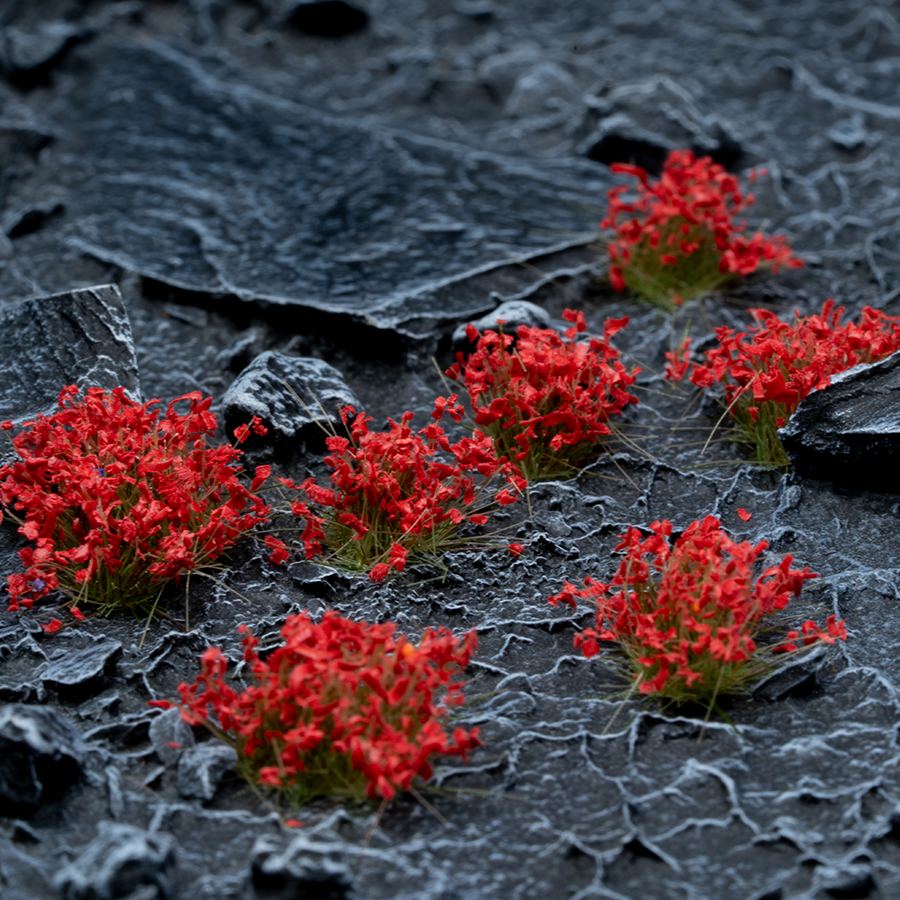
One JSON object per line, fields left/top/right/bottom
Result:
{"left": 223, "top": 351, "right": 359, "bottom": 452}
{"left": 780, "top": 350, "right": 900, "bottom": 490}
{"left": 0, "top": 704, "right": 85, "bottom": 814}
{"left": 55, "top": 822, "right": 176, "bottom": 900}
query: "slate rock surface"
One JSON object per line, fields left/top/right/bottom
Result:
{"left": 0, "top": 283, "right": 139, "bottom": 424}
{"left": 0, "top": 703, "right": 85, "bottom": 814}
{"left": 0, "top": 1, "right": 898, "bottom": 899}
{"left": 251, "top": 834, "right": 353, "bottom": 899}
{"left": 580, "top": 77, "right": 741, "bottom": 171}
{"left": 781, "top": 349, "right": 900, "bottom": 489}
{"left": 54, "top": 822, "right": 176, "bottom": 900}
{"left": 223, "top": 351, "right": 359, "bottom": 452}
{"left": 52, "top": 41, "right": 602, "bottom": 332}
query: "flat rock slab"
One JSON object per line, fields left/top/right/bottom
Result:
{"left": 38, "top": 637, "right": 122, "bottom": 694}
{"left": 781, "top": 349, "right": 900, "bottom": 490}
{"left": 0, "top": 283, "right": 139, "bottom": 423}
{"left": 53, "top": 42, "right": 602, "bottom": 332}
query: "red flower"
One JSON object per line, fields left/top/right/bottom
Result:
{"left": 0, "top": 386, "right": 270, "bottom": 618}
{"left": 172, "top": 612, "right": 480, "bottom": 803}
{"left": 445, "top": 309, "right": 639, "bottom": 481}
{"left": 507, "top": 542, "right": 524, "bottom": 557}
{"left": 737, "top": 508, "right": 752, "bottom": 522}
{"left": 675, "top": 301, "right": 900, "bottom": 466}
{"left": 602, "top": 150, "right": 802, "bottom": 310}
{"left": 264, "top": 535, "right": 290, "bottom": 566}
{"left": 549, "top": 516, "right": 844, "bottom": 704}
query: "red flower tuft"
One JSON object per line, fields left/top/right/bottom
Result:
{"left": 445, "top": 309, "right": 639, "bottom": 481}
{"left": 281, "top": 407, "right": 523, "bottom": 581}
{"left": 602, "top": 150, "right": 802, "bottom": 310}
{"left": 172, "top": 611, "right": 480, "bottom": 803}
{"left": 0, "top": 386, "right": 270, "bottom": 617}
{"left": 549, "top": 515, "right": 843, "bottom": 703}
{"left": 683, "top": 301, "right": 900, "bottom": 465}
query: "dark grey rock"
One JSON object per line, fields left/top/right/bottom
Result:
{"left": 0, "top": 21, "right": 87, "bottom": 88}
{"left": 148, "top": 709, "right": 195, "bottom": 766}
{"left": 54, "top": 822, "right": 176, "bottom": 900}
{"left": 780, "top": 350, "right": 900, "bottom": 490}
{"left": 0, "top": 704, "right": 85, "bottom": 815}
{"left": 38, "top": 638, "right": 122, "bottom": 695}
{"left": 53, "top": 42, "right": 601, "bottom": 334}
{"left": 223, "top": 351, "right": 359, "bottom": 452}
{"left": 176, "top": 742, "right": 237, "bottom": 801}
{"left": 581, "top": 77, "right": 740, "bottom": 172}
{"left": 284, "top": 1, "right": 369, "bottom": 38}
{"left": 451, "top": 299, "right": 552, "bottom": 348}
{"left": 251, "top": 835, "right": 353, "bottom": 899}
{"left": 828, "top": 115, "right": 868, "bottom": 152}
{"left": 0, "top": 283, "right": 140, "bottom": 434}
{"left": 505, "top": 63, "right": 578, "bottom": 117}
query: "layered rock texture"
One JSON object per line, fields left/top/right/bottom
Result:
{"left": 0, "top": 2, "right": 898, "bottom": 898}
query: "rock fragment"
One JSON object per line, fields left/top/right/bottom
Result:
{"left": 223, "top": 351, "right": 359, "bottom": 453}
{"left": 780, "top": 350, "right": 900, "bottom": 490}
{"left": 451, "top": 300, "right": 552, "bottom": 348}
{"left": 149, "top": 708, "right": 195, "bottom": 766}
{"left": 176, "top": 742, "right": 237, "bottom": 801}
{"left": 38, "top": 638, "right": 122, "bottom": 696}
{"left": 55, "top": 822, "right": 176, "bottom": 900}
{"left": 252, "top": 834, "right": 353, "bottom": 899}
{"left": 0, "top": 704, "right": 85, "bottom": 814}
{"left": 0, "top": 283, "right": 140, "bottom": 429}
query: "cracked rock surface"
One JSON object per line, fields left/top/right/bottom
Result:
{"left": 0, "top": 1, "right": 899, "bottom": 899}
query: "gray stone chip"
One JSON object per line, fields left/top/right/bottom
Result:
{"left": 54, "top": 822, "right": 176, "bottom": 900}
{"left": 223, "top": 351, "right": 359, "bottom": 451}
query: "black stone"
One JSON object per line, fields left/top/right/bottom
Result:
{"left": 780, "top": 350, "right": 900, "bottom": 490}
{"left": 38, "top": 638, "right": 122, "bottom": 696}
{"left": 222, "top": 351, "right": 359, "bottom": 452}
{"left": 284, "top": 1, "right": 369, "bottom": 38}
{"left": 54, "top": 822, "right": 176, "bottom": 900}
{"left": 176, "top": 742, "right": 237, "bottom": 801}
{"left": 0, "top": 704, "right": 85, "bottom": 815}
{"left": 251, "top": 835, "right": 353, "bottom": 899}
